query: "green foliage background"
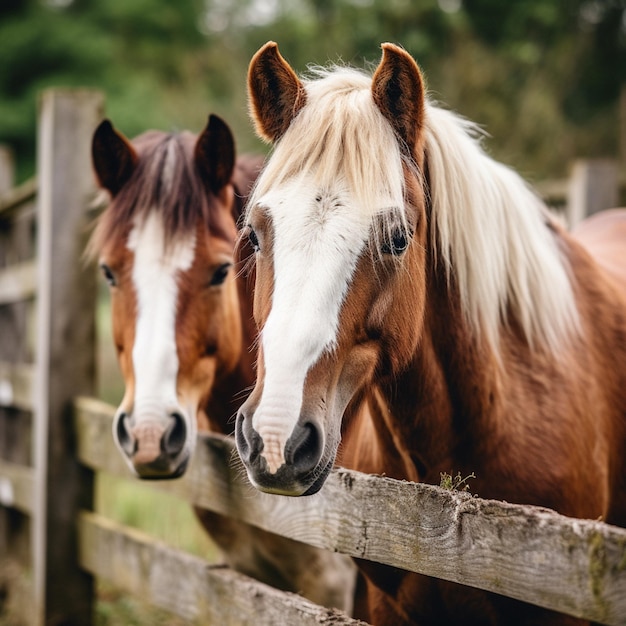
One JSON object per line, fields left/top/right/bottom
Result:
{"left": 1, "top": 0, "right": 625, "bottom": 182}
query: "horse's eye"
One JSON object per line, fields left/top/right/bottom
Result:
{"left": 209, "top": 262, "right": 232, "bottom": 286}
{"left": 100, "top": 263, "right": 117, "bottom": 286}
{"left": 381, "top": 230, "right": 410, "bottom": 256}
{"left": 248, "top": 227, "right": 260, "bottom": 252}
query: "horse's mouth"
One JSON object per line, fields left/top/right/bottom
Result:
{"left": 245, "top": 454, "right": 334, "bottom": 497}
{"left": 301, "top": 456, "right": 334, "bottom": 495}
{"left": 134, "top": 454, "right": 190, "bottom": 480}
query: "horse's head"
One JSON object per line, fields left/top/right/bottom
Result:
{"left": 91, "top": 115, "right": 245, "bottom": 479}
{"left": 236, "top": 42, "right": 429, "bottom": 495}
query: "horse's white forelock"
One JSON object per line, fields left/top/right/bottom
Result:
{"left": 248, "top": 65, "right": 579, "bottom": 354}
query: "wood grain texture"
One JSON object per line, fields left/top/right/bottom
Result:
{"left": 79, "top": 511, "right": 367, "bottom": 626}
{"left": 75, "top": 397, "right": 626, "bottom": 625}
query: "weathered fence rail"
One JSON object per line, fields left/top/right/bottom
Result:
{"left": 75, "top": 397, "right": 626, "bottom": 626}
{"left": 79, "top": 511, "right": 365, "bottom": 626}
{"left": 1, "top": 88, "right": 625, "bottom": 625}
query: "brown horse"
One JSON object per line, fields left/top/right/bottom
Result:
{"left": 235, "top": 42, "right": 626, "bottom": 625}
{"left": 89, "top": 115, "right": 357, "bottom": 612}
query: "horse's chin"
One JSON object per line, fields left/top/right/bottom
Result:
{"left": 301, "top": 457, "right": 334, "bottom": 495}
{"left": 247, "top": 455, "right": 334, "bottom": 497}
{"left": 130, "top": 452, "right": 191, "bottom": 480}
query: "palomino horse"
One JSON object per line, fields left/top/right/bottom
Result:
{"left": 89, "top": 115, "right": 356, "bottom": 612}
{"left": 235, "top": 42, "right": 626, "bottom": 625}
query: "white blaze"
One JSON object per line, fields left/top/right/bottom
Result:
{"left": 127, "top": 212, "right": 196, "bottom": 419}
{"left": 252, "top": 177, "right": 372, "bottom": 473}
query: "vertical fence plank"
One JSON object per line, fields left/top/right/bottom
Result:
{"left": 33, "top": 89, "right": 102, "bottom": 625}
{"left": 566, "top": 159, "right": 619, "bottom": 226}
{"left": 0, "top": 146, "right": 14, "bottom": 195}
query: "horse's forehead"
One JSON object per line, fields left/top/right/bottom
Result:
{"left": 257, "top": 177, "right": 375, "bottom": 238}
{"left": 127, "top": 212, "right": 196, "bottom": 271}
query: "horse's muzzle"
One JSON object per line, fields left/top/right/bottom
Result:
{"left": 235, "top": 407, "right": 330, "bottom": 496}
{"left": 113, "top": 409, "right": 190, "bottom": 479}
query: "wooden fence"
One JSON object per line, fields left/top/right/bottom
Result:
{"left": 0, "top": 89, "right": 101, "bottom": 625}
{"left": 0, "top": 89, "right": 626, "bottom": 625}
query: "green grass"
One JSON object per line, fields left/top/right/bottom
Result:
{"left": 439, "top": 471, "right": 476, "bottom": 494}
{"left": 95, "top": 580, "right": 192, "bottom": 626}
{"left": 95, "top": 473, "right": 219, "bottom": 561}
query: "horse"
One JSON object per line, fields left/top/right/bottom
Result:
{"left": 235, "top": 41, "right": 626, "bottom": 625}
{"left": 88, "top": 115, "right": 357, "bottom": 613}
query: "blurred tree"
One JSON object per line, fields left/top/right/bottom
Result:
{"left": 0, "top": 0, "right": 222, "bottom": 181}
{"left": 0, "top": 0, "right": 624, "bottom": 182}
{"left": 456, "top": 0, "right": 625, "bottom": 176}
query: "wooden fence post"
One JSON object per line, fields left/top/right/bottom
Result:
{"left": 0, "top": 146, "right": 14, "bottom": 194}
{"left": 33, "top": 89, "right": 103, "bottom": 625}
{"left": 566, "top": 158, "right": 618, "bottom": 226}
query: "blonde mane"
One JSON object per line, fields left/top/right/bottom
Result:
{"left": 424, "top": 105, "right": 580, "bottom": 351}
{"left": 250, "top": 65, "right": 580, "bottom": 353}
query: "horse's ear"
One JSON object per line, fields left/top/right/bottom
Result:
{"left": 247, "top": 41, "right": 306, "bottom": 143}
{"left": 195, "top": 114, "right": 236, "bottom": 194}
{"left": 371, "top": 43, "right": 425, "bottom": 153}
{"left": 91, "top": 119, "right": 138, "bottom": 196}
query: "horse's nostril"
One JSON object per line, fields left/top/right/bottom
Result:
{"left": 115, "top": 412, "right": 135, "bottom": 458}
{"left": 287, "top": 421, "right": 322, "bottom": 474}
{"left": 235, "top": 413, "right": 249, "bottom": 458}
{"left": 162, "top": 412, "right": 187, "bottom": 457}
{"left": 235, "top": 408, "right": 262, "bottom": 465}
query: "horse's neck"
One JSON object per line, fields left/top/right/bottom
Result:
{"left": 339, "top": 390, "right": 420, "bottom": 482}
{"left": 368, "top": 226, "right": 626, "bottom": 523}
{"left": 376, "top": 268, "right": 501, "bottom": 484}
{"left": 377, "top": 253, "right": 588, "bottom": 486}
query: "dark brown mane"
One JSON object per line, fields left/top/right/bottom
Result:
{"left": 89, "top": 130, "right": 235, "bottom": 257}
